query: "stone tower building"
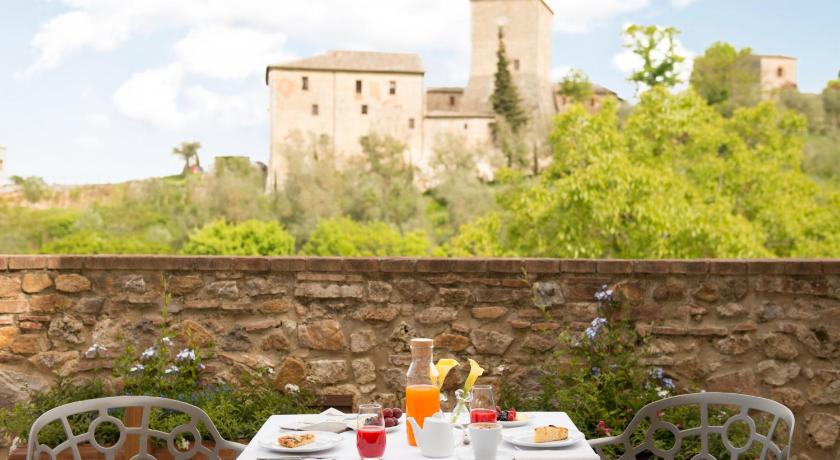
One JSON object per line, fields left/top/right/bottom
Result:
{"left": 461, "top": 0, "right": 556, "bottom": 119}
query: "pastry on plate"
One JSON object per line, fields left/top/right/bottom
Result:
{"left": 278, "top": 433, "right": 316, "bottom": 448}
{"left": 533, "top": 425, "right": 568, "bottom": 443}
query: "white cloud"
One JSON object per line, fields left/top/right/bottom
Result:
{"left": 174, "top": 25, "right": 294, "bottom": 80}
{"left": 547, "top": 0, "right": 652, "bottom": 33}
{"left": 612, "top": 24, "right": 695, "bottom": 92}
{"left": 113, "top": 63, "right": 188, "bottom": 129}
{"left": 184, "top": 86, "right": 265, "bottom": 127}
{"left": 669, "top": 0, "right": 699, "bottom": 8}
{"left": 87, "top": 114, "right": 111, "bottom": 127}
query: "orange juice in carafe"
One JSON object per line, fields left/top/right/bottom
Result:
{"left": 405, "top": 338, "right": 440, "bottom": 446}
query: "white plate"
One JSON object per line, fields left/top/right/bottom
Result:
{"left": 343, "top": 415, "right": 403, "bottom": 433}
{"left": 499, "top": 413, "right": 531, "bottom": 428}
{"left": 503, "top": 428, "right": 585, "bottom": 448}
{"left": 257, "top": 431, "right": 342, "bottom": 453}
{"left": 455, "top": 446, "right": 515, "bottom": 460}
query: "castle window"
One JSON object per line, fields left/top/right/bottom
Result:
{"left": 302, "top": 76, "right": 309, "bottom": 91}
{"left": 513, "top": 59, "right": 520, "bottom": 71}
{"left": 409, "top": 118, "right": 415, "bottom": 129}
{"left": 389, "top": 81, "right": 397, "bottom": 95}
{"left": 356, "top": 80, "right": 363, "bottom": 94}
{"left": 311, "top": 104, "right": 319, "bottom": 116}
{"left": 777, "top": 67, "right": 784, "bottom": 77}
{"left": 449, "top": 96, "right": 456, "bottom": 107}
{"left": 361, "top": 104, "right": 368, "bottom": 115}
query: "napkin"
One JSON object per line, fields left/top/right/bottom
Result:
{"left": 278, "top": 408, "right": 350, "bottom": 433}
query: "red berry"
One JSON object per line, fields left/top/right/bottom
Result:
{"left": 392, "top": 408, "right": 403, "bottom": 418}
{"left": 383, "top": 408, "right": 393, "bottom": 418}
{"left": 384, "top": 417, "right": 397, "bottom": 427}
{"left": 508, "top": 408, "right": 517, "bottom": 421}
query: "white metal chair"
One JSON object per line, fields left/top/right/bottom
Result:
{"left": 26, "top": 396, "right": 246, "bottom": 460}
{"left": 588, "top": 392, "right": 795, "bottom": 460}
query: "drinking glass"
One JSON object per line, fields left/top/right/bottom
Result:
{"left": 356, "top": 403, "right": 386, "bottom": 460}
{"left": 469, "top": 385, "right": 497, "bottom": 423}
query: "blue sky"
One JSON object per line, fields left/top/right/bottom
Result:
{"left": 1, "top": 0, "right": 838, "bottom": 184}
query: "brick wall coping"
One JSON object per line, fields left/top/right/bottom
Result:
{"left": 0, "top": 255, "right": 838, "bottom": 275}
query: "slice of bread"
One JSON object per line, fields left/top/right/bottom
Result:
{"left": 278, "top": 433, "right": 316, "bottom": 448}
{"left": 533, "top": 425, "right": 568, "bottom": 443}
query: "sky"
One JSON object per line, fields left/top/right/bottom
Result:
{"left": 0, "top": 0, "right": 838, "bottom": 185}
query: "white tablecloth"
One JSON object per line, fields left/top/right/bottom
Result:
{"left": 237, "top": 412, "right": 600, "bottom": 460}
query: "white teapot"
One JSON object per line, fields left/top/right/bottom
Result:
{"left": 407, "top": 412, "right": 456, "bottom": 458}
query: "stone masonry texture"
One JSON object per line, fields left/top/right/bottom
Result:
{"left": 0, "top": 256, "right": 838, "bottom": 459}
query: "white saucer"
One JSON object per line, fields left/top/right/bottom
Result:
{"left": 503, "top": 428, "right": 584, "bottom": 448}
{"left": 455, "top": 446, "right": 515, "bottom": 460}
{"left": 499, "top": 413, "right": 532, "bottom": 428}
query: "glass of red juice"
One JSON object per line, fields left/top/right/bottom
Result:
{"left": 357, "top": 403, "right": 386, "bottom": 460}
{"left": 469, "top": 385, "right": 497, "bottom": 423}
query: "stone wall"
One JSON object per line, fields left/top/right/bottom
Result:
{"left": 0, "top": 256, "right": 838, "bottom": 459}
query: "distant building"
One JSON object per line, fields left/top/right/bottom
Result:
{"left": 749, "top": 55, "right": 798, "bottom": 97}
{"left": 264, "top": 0, "right": 619, "bottom": 190}
{"left": 555, "top": 83, "right": 622, "bottom": 114}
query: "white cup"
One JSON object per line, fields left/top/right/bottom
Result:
{"left": 468, "top": 422, "right": 501, "bottom": 459}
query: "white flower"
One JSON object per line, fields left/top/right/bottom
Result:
{"left": 656, "top": 387, "right": 669, "bottom": 398}
{"left": 161, "top": 337, "right": 173, "bottom": 346}
{"left": 176, "top": 437, "right": 190, "bottom": 450}
{"left": 285, "top": 383, "right": 300, "bottom": 393}
{"left": 141, "top": 346, "right": 157, "bottom": 360}
{"left": 175, "top": 348, "right": 196, "bottom": 362}
{"left": 164, "top": 365, "right": 179, "bottom": 375}
{"left": 129, "top": 364, "right": 145, "bottom": 373}
{"left": 197, "top": 363, "right": 206, "bottom": 371}
{"left": 84, "top": 343, "right": 107, "bottom": 358}
{"left": 267, "top": 367, "right": 275, "bottom": 374}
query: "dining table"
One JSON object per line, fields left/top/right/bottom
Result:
{"left": 237, "top": 411, "right": 601, "bottom": 460}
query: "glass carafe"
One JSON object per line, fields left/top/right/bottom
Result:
{"left": 405, "top": 338, "right": 440, "bottom": 446}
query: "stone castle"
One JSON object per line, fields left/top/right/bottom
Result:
{"left": 263, "top": 0, "right": 799, "bottom": 191}
{"left": 264, "top": 0, "right": 620, "bottom": 191}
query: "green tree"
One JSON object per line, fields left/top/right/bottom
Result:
{"left": 557, "top": 69, "right": 594, "bottom": 104}
{"left": 10, "top": 175, "right": 50, "bottom": 203}
{"left": 823, "top": 73, "right": 840, "bottom": 129}
{"left": 623, "top": 25, "right": 685, "bottom": 91}
{"left": 300, "top": 218, "right": 430, "bottom": 256}
{"left": 182, "top": 219, "right": 295, "bottom": 255}
{"left": 448, "top": 88, "right": 840, "bottom": 258}
{"left": 40, "top": 231, "right": 171, "bottom": 254}
{"left": 172, "top": 141, "right": 202, "bottom": 175}
{"left": 690, "top": 42, "right": 759, "bottom": 114}
{"left": 491, "top": 27, "right": 528, "bottom": 137}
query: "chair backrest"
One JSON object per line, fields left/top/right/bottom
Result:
{"left": 591, "top": 392, "right": 795, "bottom": 460}
{"left": 26, "top": 396, "right": 245, "bottom": 460}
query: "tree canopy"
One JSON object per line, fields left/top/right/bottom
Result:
{"left": 623, "top": 25, "right": 685, "bottom": 91}
{"left": 690, "top": 42, "right": 759, "bottom": 114}
{"left": 182, "top": 219, "right": 295, "bottom": 256}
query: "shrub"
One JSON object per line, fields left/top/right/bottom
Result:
{"left": 500, "top": 285, "right": 765, "bottom": 459}
{"left": 301, "top": 217, "right": 430, "bottom": 256}
{"left": 182, "top": 219, "right": 295, "bottom": 256}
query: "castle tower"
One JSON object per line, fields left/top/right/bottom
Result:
{"left": 461, "top": 0, "right": 556, "bottom": 119}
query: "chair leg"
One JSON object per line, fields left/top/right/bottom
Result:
{"left": 120, "top": 407, "right": 144, "bottom": 460}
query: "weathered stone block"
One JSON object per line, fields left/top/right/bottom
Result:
{"left": 31, "top": 294, "right": 73, "bottom": 313}
{"left": 123, "top": 275, "right": 146, "bottom": 293}
{"left": 470, "top": 329, "right": 514, "bottom": 355}
{"left": 705, "top": 369, "right": 757, "bottom": 394}
{"left": 0, "top": 326, "right": 20, "bottom": 348}
{"left": 0, "top": 276, "right": 22, "bottom": 298}
{"left": 692, "top": 282, "right": 720, "bottom": 303}
{"left": 807, "top": 370, "right": 840, "bottom": 405}
{"left": 262, "top": 331, "right": 292, "bottom": 351}
{"left": 223, "top": 325, "right": 252, "bottom": 351}
{"left": 48, "top": 315, "right": 85, "bottom": 344}
{"left": 169, "top": 275, "right": 203, "bottom": 295}
{"left": 761, "top": 333, "right": 799, "bottom": 360}
{"left": 0, "top": 370, "right": 49, "bottom": 407}
{"left": 472, "top": 306, "right": 508, "bottom": 320}
{"left": 439, "top": 288, "right": 474, "bottom": 306}
{"left": 356, "top": 304, "right": 400, "bottom": 323}
{"left": 55, "top": 274, "right": 91, "bottom": 293}
{"left": 22, "top": 273, "right": 52, "bottom": 294}
{"left": 652, "top": 281, "right": 685, "bottom": 302}
{"left": 0, "top": 299, "right": 28, "bottom": 314}
{"left": 350, "top": 329, "right": 377, "bottom": 353}
{"left": 416, "top": 307, "right": 458, "bottom": 325}
{"left": 298, "top": 320, "right": 346, "bottom": 350}
{"left": 259, "top": 298, "right": 294, "bottom": 313}
{"left": 28, "top": 350, "right": 79, "bottom": 371}
{"left": 474, "top": 288, "right": 527, "bottom": 304}
{"left": 295, "top": 283, "right": 364, "bottom": 299}
{"left": 771, "top": 387, "right": 805, "bottom": 409}
{"left": 177, "top": 320, "right": 215, "bottom": 347}
{"left": 393, "top": 279, "right": 436, "bottom": 302}
{"left": 352, "top": 358, "right": 376, "bottom": 384}
{"left": 714, "top": 334, "right": 753, "bottom": 355}
{"left": 806, "top": 412, "right": 840, "bottom": 449}
{"left": 274, "top": 357, "right": 307, "bottom": 389}
{"left": 368, "top": 281, "right": 393, "bottom": 303}
{"left": 306, "top": 359, "right": 348, "bottom": 385}
{"left": 757, "top": 360, "right": 800, "bottom": 386}
{"left": 434, "top": 333, "right": 470, "bottom": 351}
{"left": 521, "top": 334, "right": 555, "bottom": 352}
{"left": 11, "top": 334, "right": 48, "bottom": 355}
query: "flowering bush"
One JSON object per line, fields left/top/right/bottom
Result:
{"left": 501, "top": 285, "right": 761, "bottom": 459}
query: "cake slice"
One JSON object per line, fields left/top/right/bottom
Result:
{"left": 534, "top": 425, "right": 568, "bottom": 443}
{"left": 278, "top": 433, "right": 316, "bottom": 448}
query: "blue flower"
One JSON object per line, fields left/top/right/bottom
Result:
{"left": 585, "top": 317, "right": 608, "bottom": 340}
{"left": 594, "top": 285, "right": 614, "bottom": 302}
{"left": 650, "top": 367, "right": 665, "bottom": 380}
{"left": 590, "top": 367, "right": 602, "bottom": 377}
{"left": 662, "top": 378, "right": 675, "bottom": 390}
